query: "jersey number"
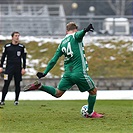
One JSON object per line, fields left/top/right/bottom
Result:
{"left": 62, "top": 42, "right": 73, "bottom": 57}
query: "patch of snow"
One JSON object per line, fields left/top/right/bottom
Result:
{"left": 40, "top": 48, "right": 48, "bottom": 52}
{"left": 110, "top": 56, "right": 116, "bottom": 60}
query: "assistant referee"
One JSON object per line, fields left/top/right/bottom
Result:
{"left": 0, "top": 32, "right": 27, "bottom": 105}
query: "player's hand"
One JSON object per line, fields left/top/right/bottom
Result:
{"left": 84, "top": 24, "right": 94, "bottom": 32}
{"left": 21, "top": 68, "right": 26, "bottom": 75}
{"left": 36, "top": 72, "right": 46, "bottom": 79}
{"left": 0, "top": 67, "right": 3, "bottom": 73}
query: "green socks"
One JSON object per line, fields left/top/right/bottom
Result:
{"left": 39, "top": 85, "right": 57, "bottom": 96}
{"left": 87, "top": 94, "right": 96, "bottom": 114}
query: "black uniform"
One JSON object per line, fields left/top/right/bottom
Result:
{"left": 0, "top": 43, "right": 27, "bottom": 102}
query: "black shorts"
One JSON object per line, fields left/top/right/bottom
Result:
{"left": 4, "top": 65, "right": 22, "bottom": 81}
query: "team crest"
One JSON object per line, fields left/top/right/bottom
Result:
{"left": 17, "top": 51, "right": 21, "bottom": 56}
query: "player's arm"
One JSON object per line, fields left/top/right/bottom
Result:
{"left": 22, "top": 46, "right": 27, "bottom": 69}
{"left": 21, "top": 45, "right": 27, "bottom": 75}
{"left": 0, "top": 46, "right": 7, "bottom": 70}
{"left": 75, "top": 24, "right": 94, "bottom": 42}
{"left": 36, "top": 45, "right": 63, "bottom": 79}
{"left": 43, "top": 51, "right": 61, "bottom": 74}
{"left": 74, "top": 30, "right": 86, "bottom": 42}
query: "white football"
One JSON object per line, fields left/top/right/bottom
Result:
{"left": 80, "top": 105, "right": 89, "bottom": 118}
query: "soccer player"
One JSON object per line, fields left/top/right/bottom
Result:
{"left": 0, "top": 32, "right": 27, "bottom": 105}
{"left": 24, "top": 22, "right": 104, "bottom": 118}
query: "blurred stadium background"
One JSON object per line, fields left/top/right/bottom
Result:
{"left": 0, "top": 0, "right": 132, "bottom": 36}
{"left": 0, "top": 0, "right": 133, "bottom": 95}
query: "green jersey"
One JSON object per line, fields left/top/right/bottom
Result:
{"left": 43, "top": 30, "right": 95, "bottom": 92}
{"left": 43, "top": 30, "right": 88, "bottom": 75}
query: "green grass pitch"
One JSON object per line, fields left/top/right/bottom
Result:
{"left": 0, "top": 100, "right": 132, "bottom": 133}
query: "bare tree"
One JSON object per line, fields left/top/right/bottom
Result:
{"left": 108, "top": 0, "right": 128, "bottom": 16}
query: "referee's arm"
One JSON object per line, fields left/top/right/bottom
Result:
{"left": 0, "top": 46, "right": 6, "bottom": 68}
{"left": 22, "top": 46, "right": 27, "bottom": 69}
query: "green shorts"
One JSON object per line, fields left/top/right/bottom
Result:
{"left": 57, "top": 72, "right": 96, "bottom": 92}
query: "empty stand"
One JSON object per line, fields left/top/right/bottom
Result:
{"left": 0, "top": 4, "right": 66, "bottom": 36}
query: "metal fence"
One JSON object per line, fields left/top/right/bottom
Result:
{"left": 0, "top": 4, "right": 66, "bottom": 36}
{"left": 0, "top": 16, "right": 132, "bottom": 36}
{"left": 0, "top": 4, "right": 132, "bottom": 36}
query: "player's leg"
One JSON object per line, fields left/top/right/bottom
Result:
{"left": 14, "top": 69, "right": 22, "bottom": 105}
{"left": 0, "top": 73, "right": 12, "bottom": 105}
{"left": 24, "top": 74, "right": 73, "bottom": 98}
{"left": 54, "top": 75, "right": 74, "bottom": 97}
{"left": 74, "top": 72, "right": 103, "bottom": 118}
{"left": 14, "top": 79, "right": 21, "bottom": 104}
{"left": 88, "top": 88, "right": 103, "bottom": 118}
{"left": 24, "top": 80, "right": 66, "bottom": 98}
{"left": 87, "top": 88, "right": 97, "bottom": 114}
{"left": 39, "top": 75, "right": 73, "bottom": 97}
{"left": 23, "top": 80, "right": 60, "bottom": 97}
{"left": 39, "top": 84, "right": 65, "bottom": 98}
{"left": 76, "top": 74, "right": 96, "bottom": 114}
